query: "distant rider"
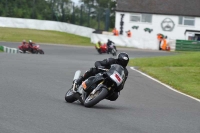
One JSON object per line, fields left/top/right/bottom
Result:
{"left": 22, "top": 40, "right": 27, "bottom": 46}
{"left": 73, "top": 52, "right": 129, "bottom": 101}
{"left": 21, "top": 40, "right": 27, "bottom": 53}
{"left": 107, "top": 39, "right": 117, "bottom": 53}
{"left": 95, "top": 41, "right": 102, "bottom": 53}
{"left": 28, "top": 40, "right": 35, "bottom": 53}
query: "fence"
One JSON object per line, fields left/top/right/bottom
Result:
{"left": 176, "top": 40, "right": 200, "bottom": 51}
{"left": 0, "top": 46, "right": 19, "bottom": 53}
{"left": 0, "top": 0, "right": 111, "bottom": 31}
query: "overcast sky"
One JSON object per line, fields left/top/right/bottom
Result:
{"left": 71, "top": 0, "right": 80, "bottom": 5}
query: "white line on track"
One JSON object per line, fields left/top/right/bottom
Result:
{"left": 130, "top": 67, "right": 200, "bottom": 103}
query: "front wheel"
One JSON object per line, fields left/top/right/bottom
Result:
{"left": 84, "top": 87, "right": 108, "bottom": 108}
{"left": 112, "top": 49, "right": 117, "bottom": 56}
{"left": 96, "top": 48, "right": 101, "bottom": 54}
{"left": 65, "top": 88, "right": 78, "bottom": 103}
{"left": 39, "top": 49, "right": 44, "bottom": 54}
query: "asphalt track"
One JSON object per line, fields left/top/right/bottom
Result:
{"left": 0, "top": 42, "right": 200, "bottom": 133}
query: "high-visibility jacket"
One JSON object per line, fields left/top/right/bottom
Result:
{"left": 112, "top": 29, "right": 119, "bottom": 36}
{"left": 96, "top": 42, "right": 100, "bottom": 49}
{"left": 161, "top": 39, "right": 168, "bottom": 50}
{"left": 127, "top": 31, "right": 132, "bottom": 37}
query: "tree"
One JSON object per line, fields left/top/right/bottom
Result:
{"left": 80, "top": 0, "right": 116, "bottom": 29}
{"left": 0, "top": 0, "right": 115, "bottom": 30}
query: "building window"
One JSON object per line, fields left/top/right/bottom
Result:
{"left": 130, "top": 13, "right": 152, "bottom": 23}
{"left": 179, "top": 16, "right": 195, "bottom": 26}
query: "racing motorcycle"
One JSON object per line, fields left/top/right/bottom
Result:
{"left": 95, "top": 43, "right": 117, "bottom": 56}
{"left": 18, "top": 43, "right": 44, "bottom": 54}
{"left": 65, "top": 64, "right": 125, "bottom": 108}
{"left": 108, "top": 44, "right": 117, "bottom": 56}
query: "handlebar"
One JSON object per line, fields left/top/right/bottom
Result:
{"left": 98, "top": 68, "right": 109, "bottom": 71}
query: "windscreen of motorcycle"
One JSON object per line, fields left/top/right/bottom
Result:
{"left": 107, "top": 64, "right": 125, "bottom": 86}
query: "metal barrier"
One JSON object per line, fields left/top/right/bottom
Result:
{"left": 176, "top": 40, "right": 200, "bottom": 51}
{"left": 0, "top": 46, "right": 19, "bottom": 53}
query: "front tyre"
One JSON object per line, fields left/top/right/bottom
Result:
{"left": 65, "top": 88, "right": 78, "bottom": 103}
{"left": 96, "top": 48, "right": 101, "bottom": 54}
{"left": 112, "top": 49, "right": 117, "bottom": 56}
{"left": 39, "top": 49, "right": 44, "bottom": 54}
{"left": 84, "top": 87, "right": 108, "bottom": 108}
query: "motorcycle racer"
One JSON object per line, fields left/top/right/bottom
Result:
{"left": 95, "top": 41, "right": 102, "bottom": 53}
{"left": 107, "top": 39, "right": 117, "bottom": 53}
{"left": 22, "top": 40, "right": 27, "bottom": 46}
{"left": 20, "top": 40, "right": 28, "bottom": 53}
{"left": 28, "top": 40, "right": 35, "bottom": 53}
{"left": 73, "top": 52, "right": 129, "bottom": 101}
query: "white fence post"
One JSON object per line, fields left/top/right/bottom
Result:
{"left": 2, "top": 46, "right": 19, "bottom": 54}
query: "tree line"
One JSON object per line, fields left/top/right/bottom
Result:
{"left": 0, "top": 0, "right": 116, "bottom": 30}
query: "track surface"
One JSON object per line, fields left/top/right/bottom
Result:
{"left": 0, "top": 42, "right": 200, "bottom": 133}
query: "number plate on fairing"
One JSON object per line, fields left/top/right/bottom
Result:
{"left": 110, "top": 71, "right": 123, "bottom": 86}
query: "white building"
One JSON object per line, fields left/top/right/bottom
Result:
{"left": 115, "top": 0, "right": 200, "bottom": 50}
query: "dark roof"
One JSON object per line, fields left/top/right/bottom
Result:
{"left": 116, "top": 0, "right": 200, "bottom": 17}
{"left": 185, "top": 30, "right": 200, "bottom": 35}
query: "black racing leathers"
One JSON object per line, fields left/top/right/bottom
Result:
{"left": 107, "top": 40, "right": 117, "bottom": 52}
{"left": 107, "top": 40, "right": 114, "bottom": 47}
{"left": 76, "top": 58, "right": 128, "bottom": 91}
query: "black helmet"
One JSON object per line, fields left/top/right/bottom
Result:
{"left": 117, "top": 52, "right": 129, "bottom": 67}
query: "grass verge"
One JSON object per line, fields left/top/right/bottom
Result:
{"left": 129, "top": 52, "right": 200, "bottom": 99}
{"left": 0, "top": 27, "right": 92, "bottom": 46}
{"left": 0, "top": 27, "right": 136, "bottom": 49}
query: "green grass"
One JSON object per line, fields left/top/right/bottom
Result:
{"left": 0, "top": 27, "right": 135, "bottom": 49}
{"left": 129, "top": 52, "right": 200, "bottom": 99}
{"left": 0, "top": 27, "right": 92, "bottom": 46}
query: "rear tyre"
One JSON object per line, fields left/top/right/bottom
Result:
{"left": 65, "top": 88, "right": 78, "bottom": 103}
{"left": 84, "top": 87, "right": 108, "bottom": 108}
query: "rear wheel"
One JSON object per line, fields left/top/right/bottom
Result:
{"left": 84, "top": 87, "right": 108, "bottom": 108}
{"left": 65, "top": 88, "right": 78, "bottom": 103}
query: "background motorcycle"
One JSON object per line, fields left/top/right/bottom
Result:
{"left": 32, "top": 44, "right": 44, "bottom": 54}
{"left": 65, "top": 64, "right": 125, "bottom": 108}
{"left": 18, "top": 44, "right": 29, "bottom": 53}
{"left": 95, "top": 43, "right": 116, "bottom": 56}
{"left": 95, "top": 43, "right": 107, "bottom": 54}
{"left": 108, "top": 44, "right": 117, "bottom": 56}
{"left": 18, "top": 44, "right": 44, "bottom": 54}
